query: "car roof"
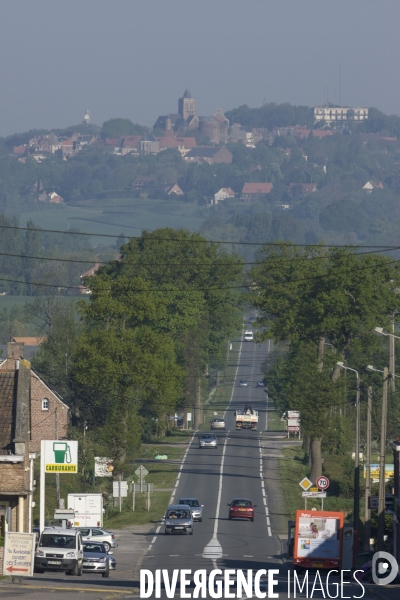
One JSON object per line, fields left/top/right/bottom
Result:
{"left": 178, "top": 497, "right": 199, "bottom": 501}
{"left": 232, "top": 498, "right": 253, "bottom": 502}
{"left": 167, "top": 504, "right": 191, "bottom": 510}
{"left": 42, "top": 527, "right": 78, "bottom": 535}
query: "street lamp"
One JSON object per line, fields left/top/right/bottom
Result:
{"left": 336, "top": 362, "right": 360, "bottom": 540}
{"left": 366, "top": 364, "right": 394, "bottom": 551}
{"left": 373, "top": 326, "right": 400, "bottom": 392}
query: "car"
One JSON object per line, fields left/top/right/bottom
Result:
{"left": 178, "top": 498, "right": 203, "bottom": 522}
{"left": 256, "top": 380, "right": 265, "bottom": 388}
{"left": 82, "top": 542, "right": 112, "bottom": 577}
{"left": 164, "top": 504, "right": 193, "bottom": 535}
{"left": 34, "top": 527, "right": 83, "bottom": 575}
{"left": 211, "top": 418, "right": 226, "bottom": 430}
{"left": 228, "top": 498, "right": 256, "bottom": 521}
{"left": 244, "top": 331, "right": 254, "bottom": 342}
{"left": 239, "top": 379, "right": 248, "bottom": 387}
{"left": 198, "top": 433, "right": 217, "bottom": 449}
{"left": 75, "top": 527, "right": 117, "bottom": 551}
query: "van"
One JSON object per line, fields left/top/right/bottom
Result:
{"left": 35, "top": 526, "right": 83, "bottom": 575}
{"left": 244, "top": 330, "right": 254, "bottom": 341}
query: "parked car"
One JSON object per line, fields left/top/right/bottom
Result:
{"left": 75, "top": 527, "right": 117, "bottom": 551}
{"left": 164, "top": 504, "right": 193, "bottom": 535}
{"left": 82, "top": 542, "right": 111, "bottom": 577}
{"left": 211, "top": 418, "right": 226, "bottom": 430}
{"left": 228, "top": 498, "right": 256, "bottom": 521}
{"left": 239, "top": 379, "right": 248, "bottom": 387}
{"left": 198, "top": 433, "right": 217, "bottom": 449}
{"left": 178, "top": 498, "right": 203, "bottom": 522}
{"left": 35, "top": 527, "right": 83, "bottom": 575}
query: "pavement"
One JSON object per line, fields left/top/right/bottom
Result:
{"left": 3, "top": 334, "right": 400, "bottom": 598}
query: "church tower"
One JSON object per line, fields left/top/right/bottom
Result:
{"left": 178, "top": 89, "right": 196, "bottom": 121}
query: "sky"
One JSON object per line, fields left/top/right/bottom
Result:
{"left": 1, "top": 0, "right": 400, "bottom": 136}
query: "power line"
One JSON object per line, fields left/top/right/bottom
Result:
{"left": 1, "top": 223, "right": 400, "bottom": 249}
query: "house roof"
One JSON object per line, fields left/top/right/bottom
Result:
{"left": 185, "top": 147, "right": 222, "bottom": 158}
{"left": 176, "top": 137, "right": 197, "bottom": 148}
{"left": 12, "top": 337, "right": 45, "bottom": 346}
{"left": 121, "top": 136, "right": 141, "bottom": 148}
{"left": 80, "top": 263, "right": 100, "bottom": 279}
{"left": 216, "top": 187, "right": 235, "bottom": 196}
{"left": 242, "top": 183, "right": 273, "bottom": 194}
{"left": 182, "top": 89, "right": 192, "bottom": 98}
{"left": 0, "top": 371, "right": 16, "bottom": 453}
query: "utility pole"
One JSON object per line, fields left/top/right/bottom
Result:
{"left": 364, "top": 386, "right": 372, "bottom": 551}
{"left": 354, "top": 375, "right": 361, "bottom": 540}
{"left": 55, "top": 406, "right": 60, "bottom": 509}
{"left": 378, "top": 368, "right": 389, "bottom": 551}
{"left": 389, "top": 319, "right": 395, "bottom": 393}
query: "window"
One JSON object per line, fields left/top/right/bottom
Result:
{"left": 42, "top": 398, "right": 49, "bottom": 411}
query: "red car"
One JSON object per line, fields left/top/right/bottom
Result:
{"left": 228, "top": 498, "right": 255, "bottom": 521}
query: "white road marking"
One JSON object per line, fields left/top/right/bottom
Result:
{"left": 263, "top": 497, "right": 267, "bottom": 505}
{"left": 169, "top": 554, "right": 179, "bottom": 557}
{"left": 268, "top": 526, "right": 272, "bottom": 536}
{"left": 156, "top": 525, "right": 161, "bottom": 534}
{"left": 151, "top": 536, "right": 157, "bottom": 544}
{"left": 243, "top": 555, "right": 253, "bottom": 557}
{"left": 267, "top": 517, "right": 270, "bottom": 526}
{"left": 265, "top": 506, "right": 269, "bottom": 515}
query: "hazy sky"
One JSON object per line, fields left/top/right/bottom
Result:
{"left": 1, "top": 0, "right": 400, "bottom": 136}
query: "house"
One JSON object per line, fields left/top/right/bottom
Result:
{"left": 120, "top": 136, "right": 142, "bottom": 155}
{"left": 13, "top": 145, "right": 27, "bottom": 156}
{"left": 60, "top": 139, "right": 75, "bottom": 156}
{"left": 213, "top": 188, "right": 235, "bottom": 204}
{"left": 165, "top": 184, "right": 184, "bottom": 197}
{"left": 0, "top": 342, "right": 69, "bottom": 453}
{"left": 80, "top": 263, "right": 100, "bottom": 293}
{"left": 157, "top": 136, "right": 197, "bottom": 156}
{"left": 132, "top": 176, "right": 154, "bottom": 192}
{"left": 288, "top": 183, "right": 317, "bottom": 196}
{"left": 184, "top": 147, "right": 233, "bottom": 165}
{"left": 199, "top": 109, "right": 229, "bottom": 144}
{"left": 48, "top": 191, "right": 63, "bottom": 203}
{"left": 240, "top": 182, "right": 273, "bottom": 202}
{"left": 138, "top": 134, "right": 159, "bottom": 155}
{"left": 153, "top": 114, "right": 182, "bottom": 132}
{"left": 314, "top": 106, "right": 369, "bottom": 124}
{"left": 363, "top": 180, "right": 384, "bottom": 193}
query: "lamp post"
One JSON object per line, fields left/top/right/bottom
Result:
{"left": 373, "top": 326, "right": 400, "bottom": 394}
{"left": 336, "top": 362, "right": 360, "bottom": 539}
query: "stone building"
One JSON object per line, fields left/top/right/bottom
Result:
{"left": 178, "top": 89, "right": 196, "bottom": 121}
{"left": 199, "top": 109, "right": 229, "bottom": 144}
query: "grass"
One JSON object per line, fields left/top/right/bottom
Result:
{"left": 20, "top": 198, "right": 205, "bottom": 246}
{"left": 267, "top": 407, "right": 285, "bottom": 432}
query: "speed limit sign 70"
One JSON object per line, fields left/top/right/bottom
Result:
{"left": 316, "top": 476, "right": 330, "bottom": 490}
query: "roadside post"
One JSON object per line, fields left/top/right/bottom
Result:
{"left": 299, "top": 477, "right": 312, "bottom": 509}
{"left": 3, "top": 532, "right": 35, "bottom": 581}
{"left": 40, "top": 440, "right": 78, "bottom": 533}
{"left": 135, "top": 465, "right": 149, "bottom": 493}
{"left": 130, "top": 481, "right": 154, "bottom": 511}
{"left": 112, "top": 479, "right": 127, "bottom": 511}
{"left": 316, "top": 476, "right": 330, "bottom": 511}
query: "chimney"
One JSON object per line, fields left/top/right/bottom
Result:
{"left": 7, "top": 341, "right": 24, "bottom": 360}
{"left": 14, "top": 359, "right": 31, "bottom": 455}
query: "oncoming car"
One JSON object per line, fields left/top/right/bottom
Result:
{"left": 198, "top": 433, "right": 217, "bottom": 449}
{"left": 228, "top": 498, "right": 255, "bottom": 521}
{"left": 82, "top": 542, "right": 112, "bottom": 577}
{"left": 239, "top": 379, "right": 248, "bottom": 387}
{"left": 244, "top": 331, "right": 254, "bottom": 342}
{"left": 211, "top": 418, "right": 226, "bottom": 430}
{"left": 164, "top": 504, "right": 193, "bottom": 535}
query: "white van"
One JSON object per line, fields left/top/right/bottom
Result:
{"left": 35, "top": 527, "right": 83, "bottom": 575}
{"left": 244, "top": 330, "right": 254, "bottom": 342}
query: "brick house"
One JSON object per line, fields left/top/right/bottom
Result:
{"left": 240, "top": 182, "right": 273, "bottom": 202}
{"left": 0, "top": 342, "right": 69, "bottom": 453}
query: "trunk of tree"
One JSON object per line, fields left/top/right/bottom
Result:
{"left": 303, "top": 435, "right": 311, "bottom": 468}
{"left": 216, "top": 370, "right": 221, "bottom": 387}
{"left": 310, "top": 437, "right": 323, "bottom": 482}
{"left": 193, "top": 377, "right": 202, "bottom": 429}
{"left": 317, "top": 337, "right": 325, "bottom": 372}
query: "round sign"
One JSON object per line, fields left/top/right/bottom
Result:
{"left": 316, "top": 476, "right": 330, "bottom": 490}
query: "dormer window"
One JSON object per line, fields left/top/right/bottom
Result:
{"left": 42, "top": 398, "right": 49, "bottom": 411}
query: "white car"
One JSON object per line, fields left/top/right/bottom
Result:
{"left": 244, "top": 331, "right": 254, "bottom": 341}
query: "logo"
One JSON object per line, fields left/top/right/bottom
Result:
{"left": 372, "top": 551, "right": 398, "bottom": 585}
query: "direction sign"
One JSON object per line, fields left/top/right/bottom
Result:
{"left": 135, "top": 465, "right": 149, "bottom": 480}
{"left": 3, "top": 532, "right": 35, "bottom": 577}
{"left": 299, "top": 477, "right": 313, "bottom": 491}
{"left": 302, "top": 491, "right": 327, "bottom": 498}
{"left": 316, "top": 475, "right": 330, "bottom": 490}
{"left": 288, "top": 426, "right": 300, "bottom": 432}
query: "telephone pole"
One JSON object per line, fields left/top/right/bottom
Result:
{"left": 364, "top": 387, "right": 372, "bottom": 551}
{"left": 378, "top": 368, "right": 389, "bottom": 551}
{"left": 55, "top": 406, "right": 60, "bottom": 508}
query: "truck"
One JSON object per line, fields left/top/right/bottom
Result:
{"left": 235, "top": 407, "right": 258, "bottom": 430}
{"left": 292, "top": 510, "right": 355, "bottom": 572}
{"left": 68, "top": 493, "right": 103, "bottom": 528}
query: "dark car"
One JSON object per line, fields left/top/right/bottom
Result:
{"left": 82, "top": 542, "right": 111, "bottom": 577}
{"left": 228, "top": 498, "right": 255, "bottom": 521}
{"left": 256, "top": 380, "right": 265, "bottom": 388}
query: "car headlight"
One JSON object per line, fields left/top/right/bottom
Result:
{"left": 98, "top": 557, "right": 107, "bottom": 562}
{"left": 65, "top": 552, "right": 76, "bottom": 558}
{"left": 36, "top": 550, "right": 44, "bottom": 557}
{"left": 184, "top": 522, "right": 192, "bottom": 526}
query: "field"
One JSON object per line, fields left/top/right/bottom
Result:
{"left": 20, "top": 198, "right": 208, "bottom": 245}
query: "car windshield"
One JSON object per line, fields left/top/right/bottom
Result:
{"left": 83, "top": 543, "right": 106, "bottom": 553}
{"left": 166, "top": 509, "right": 190, "bottom": 519}
{"left": 39, "top": 534, "right": 76, "bottom": 548}
{"left": 180, "top": 499, "right": 199, "bottom": 507}
{"left": 240, "top": 380, "right": 247, "bottom": 384}
{"left": 232, "top": 500, "right": 251, "bottom": 507}
{"left": 202, "top": 435, "right": 214, "bottom": 440}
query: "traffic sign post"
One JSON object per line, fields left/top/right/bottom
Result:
{"left": 134, "top": 465, "right": 152, "bottom": 511}
{"left": 135, "top": 465, "right": 149, "bottom": 492}
{"left": 316, "top": 476, "right": 330, "bottom": 491}
{"left": 3, "top": 532, "right": 35, "bottom": 578}
{"left": 299, "top": 477, "right": 313, "bottom": 491}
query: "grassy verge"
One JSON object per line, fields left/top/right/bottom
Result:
{"left": 267, "top": 407, "right": 285, "bottom": 432}
{"left": 200, "top": 337, "right": 241, "bottom": 430}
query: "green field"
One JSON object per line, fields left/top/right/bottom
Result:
{"left": 20, "top": 198, "right": 208, "bottom": 245}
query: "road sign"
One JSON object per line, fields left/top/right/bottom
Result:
{"left": 368, "top": 495, "right": 394, "bottom": 513}
{"left": 113, "top": 480, "right": 128, "bottom": 498}
{"left": 135, "top": 465, "right": 149, "bottom": 480}
{"left": 130, "top": 482, "right": 154, "bottom": 493}
{"left": 309, "top": 486, "right": 319, "bottom": 492}
{"left": 94, "top": 457, "right": 113, "bottom": 477}
{"left": 42, "top": 440, "right": 78, "bottom": 474}
{"left": 3, "top": 532, "right": 35, "bottom": 577}
{"left": 299, "top": 477, "right": 313, "bottom": 491}
{"left": 316, "top": 475, "right": 330, "bottom": 490}
{"left": 302, "top": 491, "right": 327, "bottom": 498}
{"left": 288, "top": 426, "right": 300, "bottom": 432}
{"left": 288, "top": 411, "right": 300, "bottom": 419}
